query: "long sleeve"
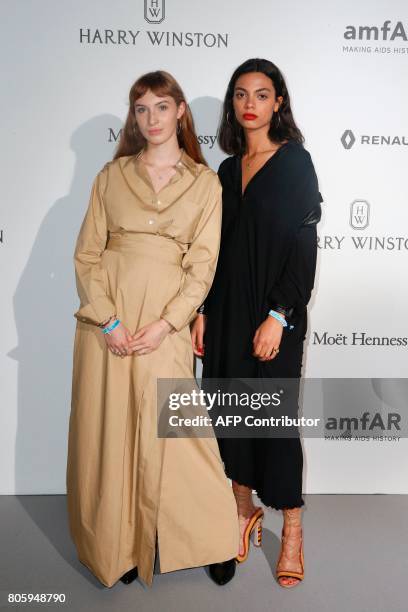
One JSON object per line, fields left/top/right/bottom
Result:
{"left": 161, "top": 175, "right": 222, "bottom": 331}
{"left": 268, "top": 209, "right": 320, "bottom": 321}
{"left": 268, "top": 155, "right": 323, "bottom": 322}
{"left": 73, "top": 165, "right": 116, "bottom": 326}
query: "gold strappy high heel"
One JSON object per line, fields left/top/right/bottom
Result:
{"left": 236, "top": 507, "right": 264, "bottom": 563}
{"left": 276, "top": 508, "right": 304, "bottom": 588}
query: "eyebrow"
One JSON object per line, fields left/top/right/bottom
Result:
{"left": 134, "top": 99, "right": 171, "bottom": 107}
{"left": 234, "top": 87, "right": 271, "bottom": 93}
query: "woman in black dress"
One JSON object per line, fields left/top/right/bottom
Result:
{"left": 191, "top": 58, "right": 322, "bottom": 587}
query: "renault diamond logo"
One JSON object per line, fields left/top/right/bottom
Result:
{"left": 144, "top": 0, "right": 165, "bottom": 24}
{"left": 350, "top": 200, "right": 370, "bottom": 229}
{"left": 341, "top": 129, "right": 356, "bottom": 149}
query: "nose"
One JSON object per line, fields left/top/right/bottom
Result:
{"left": 147, "top": 109, "right": 159, "bottom": 126}
{"left": 244, "top": 95, "right": 255, "bottom": 109}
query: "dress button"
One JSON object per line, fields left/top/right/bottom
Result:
{"left": 148, "top": 219, "right": 155, "bottom": 225}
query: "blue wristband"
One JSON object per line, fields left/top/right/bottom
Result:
{"left": 268, "top": 310, "right": 294, "bottom": 330}
{"left": 102, "top": 319, "right": 120, "bottom": 334}
{"left": 268, "top": 309, "right": 287, "bottom": 327}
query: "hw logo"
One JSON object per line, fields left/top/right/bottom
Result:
{"left": 144, "top": 0, "right": 165, "bottom": 24}
{"left": 350, "top": 200, "right": 370, "bottom": 230}
{"left": 341, "top": 129, "right": 356, "bottom": 150}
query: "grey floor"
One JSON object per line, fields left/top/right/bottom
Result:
{"left": 1, "top": 495, "right": 407, "bottom": 612}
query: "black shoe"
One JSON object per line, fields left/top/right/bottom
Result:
{"left": 120, "top": 567, "right": 138, "bottom": 584}
{"left": 208, "top": 559, "right": 236, "bottom": 585}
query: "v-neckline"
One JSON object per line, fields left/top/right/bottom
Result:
{"left": 239, "top": 141, "right": 290, "bottom": 198}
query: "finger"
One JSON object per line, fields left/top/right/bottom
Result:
{"left": 194, "top": 340, "right": 205, "bottom": 356}
{"left": 196, "top": 330, "right": 204, "bottom": 348}
{"left": 130, "top": 341, "right": 150, "bottom": 351}
{"left": 268, "top": 347, "right": 280, "bottom": 360}
{"left": 136, "top": 348, "right": 152, "bottom": 356}
{"left": 132, "top": 328, "right": 147, "bottom": 340}
{"left": 192, "top": 330, "right": 203, "bottom": 352}
{"left": 112, "top": 343, "right": 127, "bottom": 355}
{"left": 258, "top": 347, "right": 272, "bottom": 361}
{"left": 253, "top": 341, "right": 264, "bottom": 357}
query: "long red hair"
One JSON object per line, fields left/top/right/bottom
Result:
{"left": 113, "top": 70, "right": 206, "bottom": 164}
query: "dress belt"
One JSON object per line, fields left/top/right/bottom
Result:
{"left": 106, "top": 232, "right": 185, "bottom": 265}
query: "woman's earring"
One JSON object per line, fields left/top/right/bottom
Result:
{"left": 177, "top": 120, "right": 181, "bottom": 134}
{"left": 133, "top": 124, "right": 137, "bottom": 137}
{"left": 273, "top": 111, "right": 281, "bottom": 128}
{"left": 226, "top": 111, "right": 232, "bottom": 124}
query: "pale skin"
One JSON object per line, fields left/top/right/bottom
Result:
{"left": 103, "top": 89, "right": 186, "bottom": 358}
{"left": 191, "top": 72, "right": 302, "bottom": 586}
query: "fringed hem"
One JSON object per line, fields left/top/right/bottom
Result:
{"left": 224, "top": 468, "right": 304, "bottom": 511}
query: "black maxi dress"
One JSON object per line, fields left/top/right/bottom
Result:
{"left": 201, "top": 140, "right": 322, "bottom": 510}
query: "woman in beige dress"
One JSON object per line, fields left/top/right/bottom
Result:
{"left": 66, "top": 70, "right": 239, "bottom": 588}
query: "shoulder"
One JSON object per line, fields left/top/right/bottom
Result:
{"left": 195, "top": 163, "right": 218, "bottom": 180}
{"left": 191, "top": 163, "right": 221, "bottom": 190}
{"left": 103, "top": 155, "right": 134, "bottom": 174}
{"left": 96, "top": 155, "right": 132, "bottom": 179}
{"left": 281, "top": 142, "right": 323, "bottom": 211}
{"left": 279, "top": 141, "right": 317, "bottom": 175}
{"left": 197, "top": 166, "right": 223, "bottom": 200}
{"left": 178, "top": 150, "right": 218, "bottom": 183}
{"left": 217, "top": 155, "right": 236, "bottom": 176}
{"left": 217, "top": 155, "right": 238, "bottom": 189}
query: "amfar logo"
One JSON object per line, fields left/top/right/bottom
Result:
{"left": 350, "top": 200, "right": 370, "bottom": 230}
{"left": 344, "top": 21, "right": 408, "bottom": 41}
{"left": 144, "top": 0, "right": 165, "bottom": 24}
{"left": 341, "top": 129, "right": 408, "bottom": 148}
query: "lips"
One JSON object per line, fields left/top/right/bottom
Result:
{"left": 243, "top": 113, "right": 258, "bottom": 120}
{"left": 148, "top": 128, "right": 162, "bottom": 135}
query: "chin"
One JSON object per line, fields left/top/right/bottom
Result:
{"left": 144, "top": 134, "right": 168, "bottom": 146}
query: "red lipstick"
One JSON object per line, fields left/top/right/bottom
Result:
{"left": 243, "top": 113, "right": 258, "bottom": 120}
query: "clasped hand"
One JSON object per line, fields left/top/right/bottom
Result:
{"left": 104, "top": 319, "right": 173, "bottom": 357}
{"left": 252, "top": 315, "right": 283, "bottom": 361}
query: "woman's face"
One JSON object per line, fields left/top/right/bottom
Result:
{"left": 134, "top": 89, "right": 185, "bottom": 145}
{"left": 232, "top": 71, "right": 282, "bottom": 131}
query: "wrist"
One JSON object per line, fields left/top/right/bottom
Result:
{"left": 159, "top": 318, "right": 173, "bottom": 332}
{"left": 99, "top": 314, "right": 117, "bottom": 328}
{"left": 102, "top": 318, "right": 120, "bottom": 335}
{"left": 268, "top": 309, "right": 287, "bottom": 328}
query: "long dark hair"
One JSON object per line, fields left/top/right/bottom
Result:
{"left": 218, "top": 58, "right": 304, "bottom": 155}
{"left": 113, "top": 70, "right": 206, "bottom": 164}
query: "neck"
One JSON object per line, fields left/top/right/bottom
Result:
{"left": 244, "top": 127, "right": 278, "bottom": 156}
{"left": 143, "top": 136, "right": 182, "bottom": 166}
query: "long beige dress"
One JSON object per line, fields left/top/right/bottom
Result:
{"left": 66, "top": 149, "right": 239, "bottom": 587}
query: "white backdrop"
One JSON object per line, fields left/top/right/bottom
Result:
{"left": 1, "top": 0, "right": 407, "bottom": 494}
